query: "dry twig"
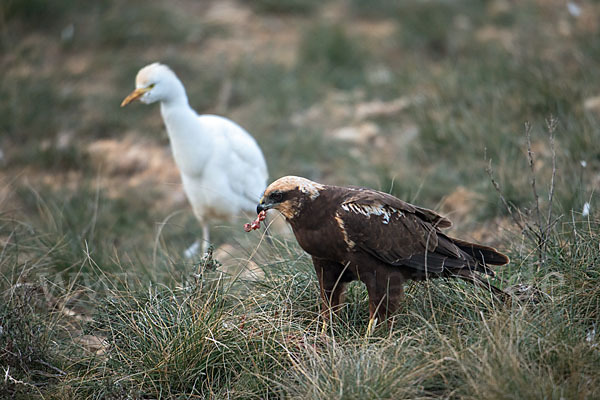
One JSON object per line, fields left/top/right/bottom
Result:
{"left": 486, "top": 118, "right": 561, "bottom": 266}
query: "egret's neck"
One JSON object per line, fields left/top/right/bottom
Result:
{"left": 160, "top": 100, "right": 213, "bottom": 176}
{"left": 160, "top": 97, "right": 197, "bottom": 136}
{"left": 160, "top": 89, "right": 189, "bottom": 109}
{"left": 160, "top": 94, "right": 192, "bottom": 120}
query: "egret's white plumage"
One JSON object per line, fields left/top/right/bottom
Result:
{"left": 122, "top": 62, "right": 268, "bottom": 255}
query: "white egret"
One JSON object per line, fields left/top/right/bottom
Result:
{"left": 121, "top": 63, "right": 268, "bottom": 256}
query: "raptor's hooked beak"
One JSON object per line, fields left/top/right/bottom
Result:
{"left": 256, "top": 197, "right": 272, "bottom": 214}
{"left": 121, "top": 87, "right": 151, "bottom": 107}
{"left": 257, "top": 202, "right": 268, "bottom": 214}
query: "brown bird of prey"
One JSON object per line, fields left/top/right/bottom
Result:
{"left": 255, "top": 176, "right": 509, "bottom": 331}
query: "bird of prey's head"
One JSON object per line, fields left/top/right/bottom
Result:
{"left": 257, "top": 176, "right": 325, "bottom": 220}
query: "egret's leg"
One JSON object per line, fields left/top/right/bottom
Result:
{"left": 184, "top": 240, "right": 200, "bottom": 259}
{"left": 183, "top": 224, "right": 210, "bottom": 259}
{"left": 201, "top": 224, "right": 210, "bottom": 254}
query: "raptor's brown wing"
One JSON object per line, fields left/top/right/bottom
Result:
{"left": 338, "top": 190, "right": 463, "bottom": 274}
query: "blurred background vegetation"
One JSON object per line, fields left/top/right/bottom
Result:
{"left": 1, "top": 0, "right": 599, "bottom": 398}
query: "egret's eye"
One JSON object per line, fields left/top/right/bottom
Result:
{"left": 270, "top": 192, "right": 283, "bottom": 202}
{"left": 148, "top": 83, "right": 155, "bottom": 89}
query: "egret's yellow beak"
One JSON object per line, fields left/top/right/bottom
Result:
{"left": 120, "top": 87, "right": 151, "bottom": 107}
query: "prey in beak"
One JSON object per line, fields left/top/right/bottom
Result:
{"left": 121, "top": 87, "right": 151, "bottom": 107}
{"left": 244, "top": 195, "right": 276, "bottom": 232}
{"left": 244, "top": 210, "right": 266, "bottom": 232}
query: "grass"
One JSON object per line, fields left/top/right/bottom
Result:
{"left": 1, "top": 0, "right": 599, "bottom": 398}
{"left": 298, "top": 23, "right": 368, "bottom": 90}
{"left": 250, "top": 0, "right": 322, "bottom": 15}
{"left": 2, "top": 210, "right": 598, "bottom": 398}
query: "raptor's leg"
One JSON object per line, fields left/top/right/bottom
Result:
{"left": 364, "top": 271, "right": 405, "bottom": 334}
{"left": 313, "top": 257, "right": 350, "bottom": 333}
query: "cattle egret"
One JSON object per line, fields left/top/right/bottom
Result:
{"left": 121, "top": 63, "right": 268, "bottom": 256}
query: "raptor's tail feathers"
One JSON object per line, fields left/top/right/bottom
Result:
{"left": 452, "top": 238, "right": 510, "bottom": 266}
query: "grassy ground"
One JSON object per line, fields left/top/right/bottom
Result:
{"left": 1, "top": 0, "right": 599, "bottom": 398}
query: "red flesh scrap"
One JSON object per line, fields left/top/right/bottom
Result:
{"left": 244, "top": 210, "right": 266, "bottom": 232}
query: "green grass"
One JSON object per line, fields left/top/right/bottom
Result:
{"left": 1, "top": 0, "right": 599, "bottom": 398}
{"left": 1, "top": 0, "right": 79, "bottom": 27}
{"left": 250, "top": 0, "right": 322, "bottom": 15}
{"left": 298, "top": 23, "right": 368, "bottom": 90}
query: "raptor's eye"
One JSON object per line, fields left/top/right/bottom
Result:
{"left": 270, "top": 192, "right": 283, "bottom": 202}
